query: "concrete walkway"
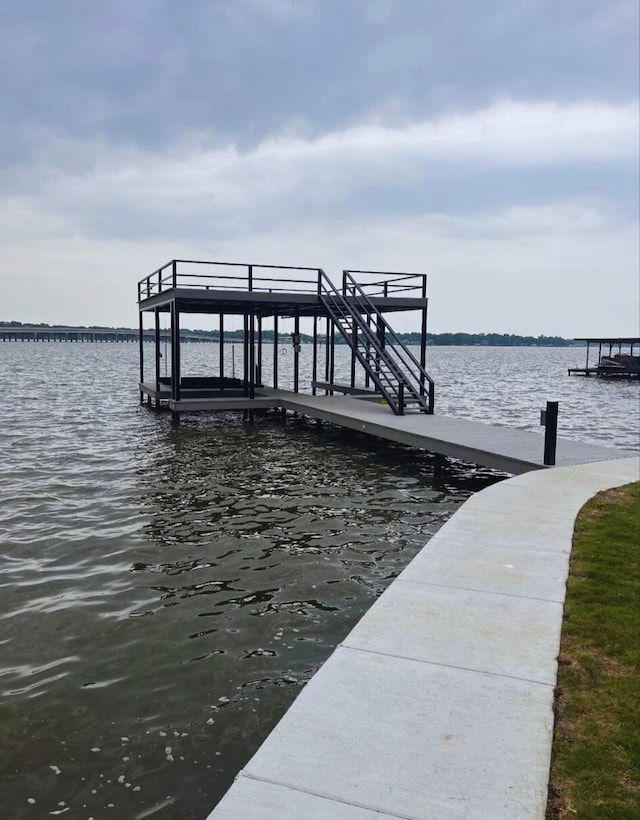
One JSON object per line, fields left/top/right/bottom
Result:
{"left": 207, "top": 456, "right": 639, "bottom": 820}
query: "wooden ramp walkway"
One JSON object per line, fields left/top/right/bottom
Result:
{"left": 267, "top": 390, "right": 634, "bottom": 475}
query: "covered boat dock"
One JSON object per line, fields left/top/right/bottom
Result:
{"left": 569, "top": 337, "right": 640, "bottom": 379}
{"left": 137, "top": 260, "right": 633, "bottom": 474}
{"left": 138, "top": 259, "right": 434, "bottom": 418}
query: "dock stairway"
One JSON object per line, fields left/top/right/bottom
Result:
{"left": 319, "top": 270, "right": 435, "bottom": 415}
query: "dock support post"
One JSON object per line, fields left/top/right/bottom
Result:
{"left": 257, "top": 315, "right": 262, "bottom": 387}
{"left": 243, "top": 312, "right": 249, "bottom": 397}
{"left": 420, "top": 288, "right": 428, "bottom": 396}
{"left": 324, "top": 316, "right": 330, "bottom": 391}
{"left": 350, "top": 325, "right": 357, "bottom": 389}
{"left": 139, "top": 310, "right": 144, "bottom": 404}
{"left": 329, "top": 318, "right": 335, "bottom": 392}
{"left": 543, "top": 401, "right": 559, "bottom": 466}
{"left": 273, "top": 314, "right": 279, "bottom": 389}
{"left": 312, "top": 316, "right": 318, "bottom": 395}
{"left": 249, "top": 311, "right": 256, "bottom": 400}
{"left": 364, "top": 313, "right": 372, "bottom": 388}
{"left": 170, "top": 300, "right": 181, "bottom": 401}
{"left": 219, "top": 313, "right": 224, "bottom": 385}
{"left": 294, "top": 310, "right": 300, "bottom": 393}
{"left": 154, "top": 308, "right": 161, "bottom": 393}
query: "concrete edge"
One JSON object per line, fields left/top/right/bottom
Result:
{"left": 207, "top": 455, "right": 640, "bottom": 820}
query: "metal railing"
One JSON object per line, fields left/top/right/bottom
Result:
{"left": 137, "top": 260, "right": 429, "bottom": 303}
{"left": 138, "top": 260, "right": 324, "bottom": 301}
{"left": 319, "top": 272, "right": 403, "bottom": 412}
{"left": 343, "top": 271, "right": 434, "bottom": 413}
{"left": 319, "top": 270, "right": 434, "bottom": 415}
{"left": 342, "top": 269, "right": 426, "bottom": 299}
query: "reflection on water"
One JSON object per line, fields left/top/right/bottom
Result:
{"left": 0, "top": 343, "right": 510, "bottom": 818}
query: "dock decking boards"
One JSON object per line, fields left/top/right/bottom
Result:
{"left": 138, "top": 382, "right": 633, "bottom": 474}
{"left": 272, "top": 391, "right": 632, "bottom": 473}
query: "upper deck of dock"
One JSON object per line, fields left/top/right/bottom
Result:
{"left": 138, "top": 260, "right": 428, "bottom": 317}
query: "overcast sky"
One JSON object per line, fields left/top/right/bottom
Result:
{"left": 1, "top": 0, "right": 638, "bottom": 334}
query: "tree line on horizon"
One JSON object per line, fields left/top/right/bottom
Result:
{"left": 1, "top": 321, "right": 579, "bottom": 346}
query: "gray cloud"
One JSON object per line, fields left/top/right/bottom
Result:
{"left": 1, "top": 0, "right": 638, "bottom": 165}
{"left": 2, "top": 99, "right": 635, "bottom": 243}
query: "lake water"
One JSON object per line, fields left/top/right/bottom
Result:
{"left": 1, "top": 342, "right": 638, "bottom": 819}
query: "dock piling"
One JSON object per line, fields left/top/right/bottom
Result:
{"left": 542, "top": 401, "right": 559, "bottom": 466}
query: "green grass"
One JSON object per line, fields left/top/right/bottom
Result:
{"left": 547, "top": 481, "right": 640, "bottom": 819}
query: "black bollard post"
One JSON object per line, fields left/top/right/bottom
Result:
{"left": 543, "top": 401, "right": 559, "bottom": 466}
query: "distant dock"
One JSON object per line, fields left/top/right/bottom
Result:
{"left": 569, "top": 337, "right": 640, "bottom": 379}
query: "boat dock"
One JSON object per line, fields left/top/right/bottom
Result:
{"left": 138, "top": 259, "right": 434, "bottom": 418}
{"left": 568, "top": 337, "right": 640, "bottom": 379}
{"left": 137, "top": 260, "right": 633, "bottom": 474}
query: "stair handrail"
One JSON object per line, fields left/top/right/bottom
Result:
{"left": 342, "top": 271, "right": 435, "bottom": 413}
{"left": 318, "top": 271, "right": 405, "bottom": 383}
{"left": 319, "top": 275, "right": 406, "bottom": 393}
{"left": 318, "top": 270, "right": 407, "bottom": 412}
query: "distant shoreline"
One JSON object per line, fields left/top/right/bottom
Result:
{"left": 1, "top": 322, "right": 581, "bottom": 347}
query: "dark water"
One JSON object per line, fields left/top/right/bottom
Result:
{"left": 0, "top": 343, "right": 516, "bottom": 819}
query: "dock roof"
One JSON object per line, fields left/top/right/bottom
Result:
{"left": 574, "top": 338, "right": 640, "bottom": 344}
